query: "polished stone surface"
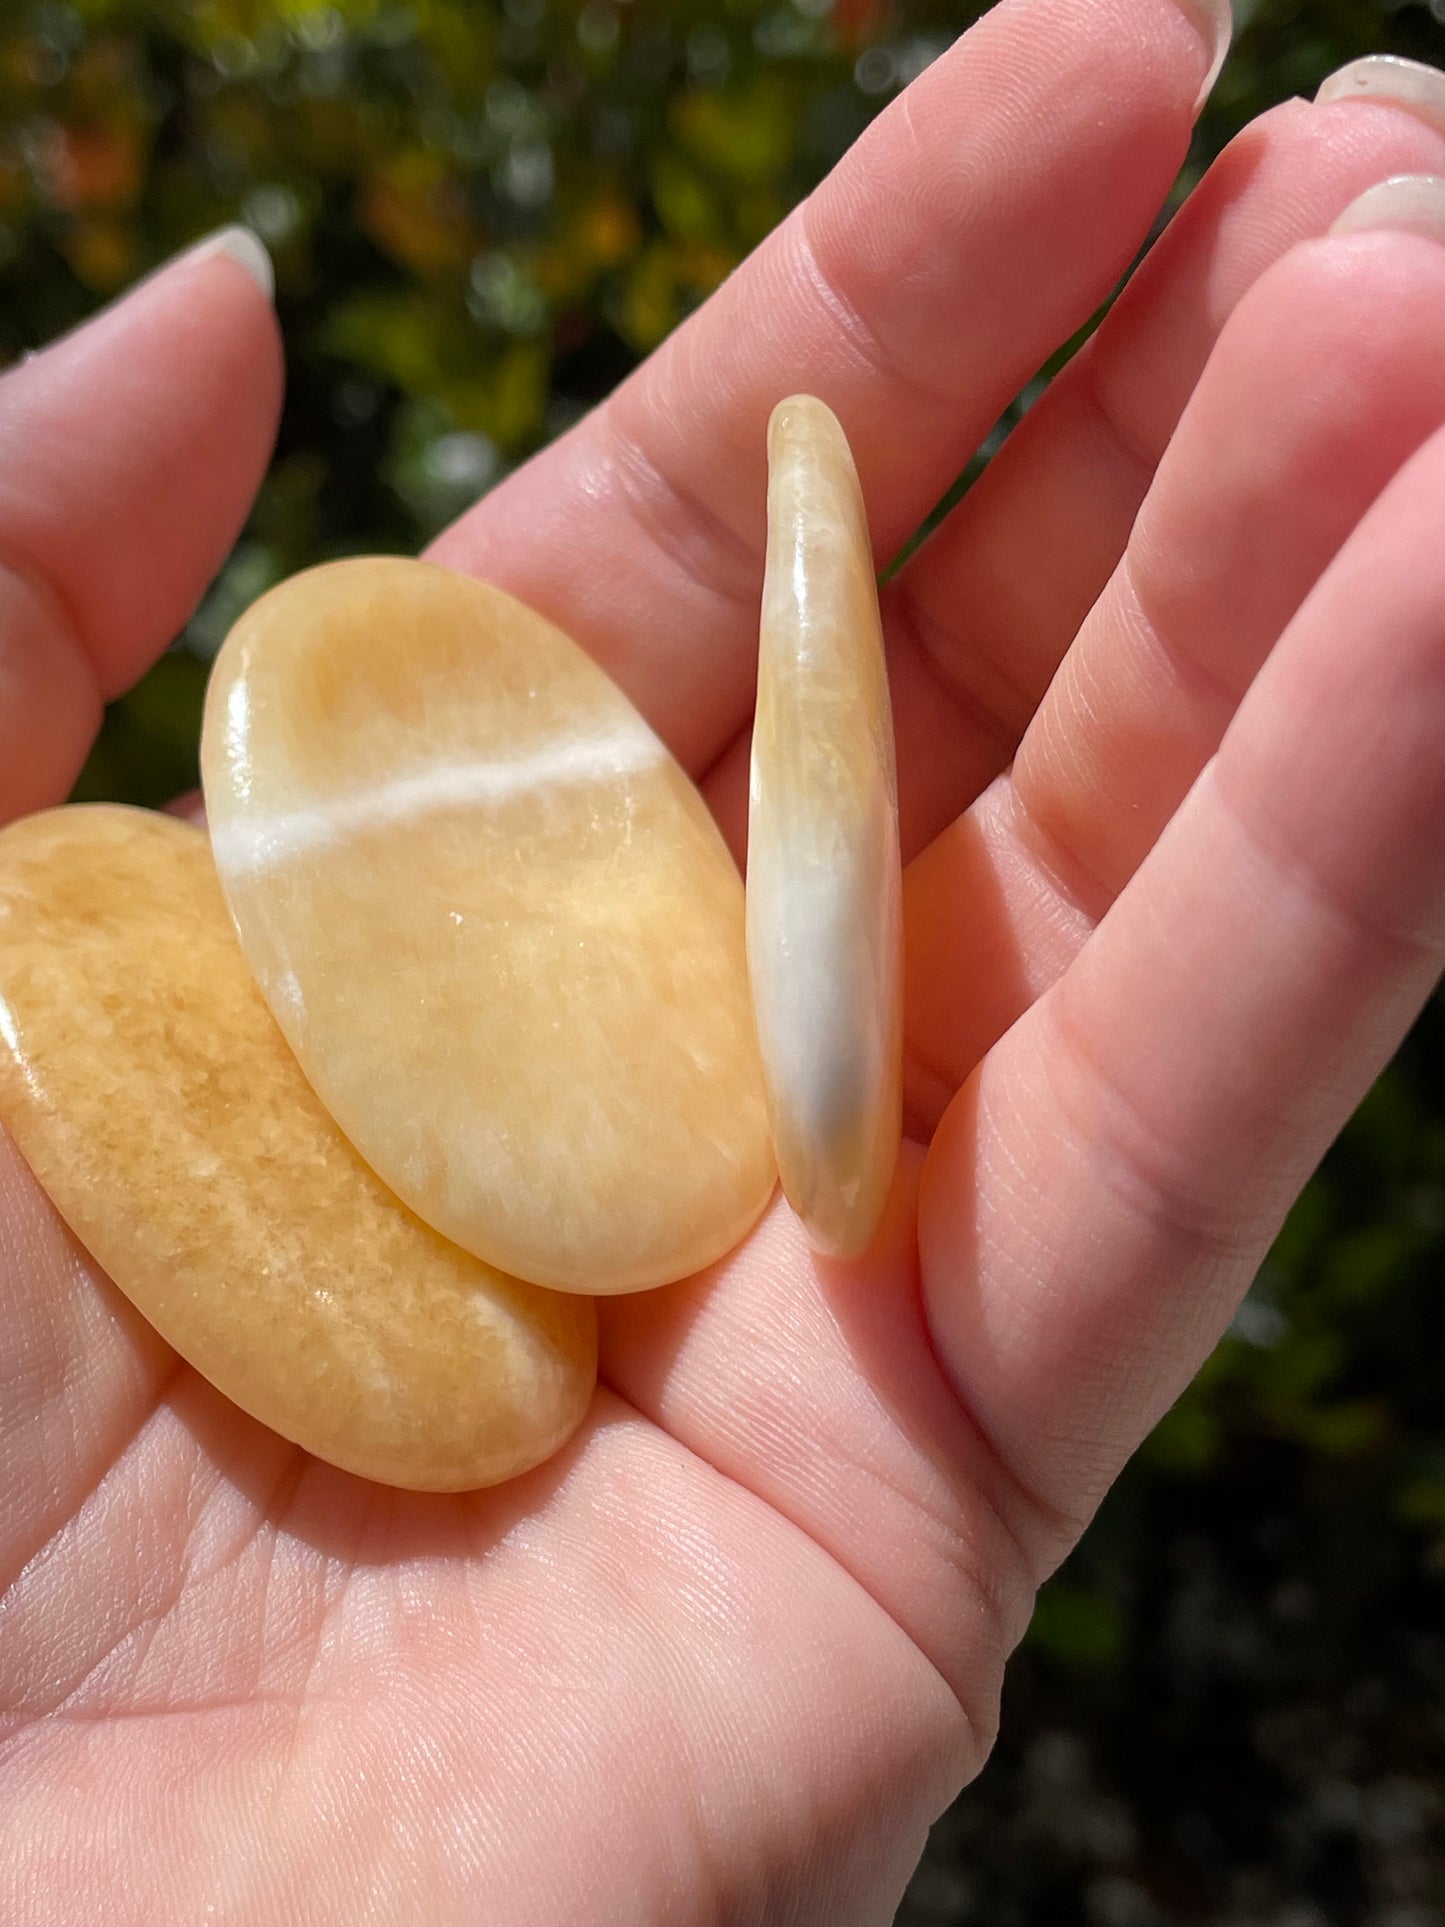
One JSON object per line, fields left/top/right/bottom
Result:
{"left": 0, "top": 806, "right": 597, "bottom": 1489}
{"left": 202, "top": 557, "right": 775, "bottom": 1294}
{"left": 747, "top": 396, "right": 902, "bottom": 1257}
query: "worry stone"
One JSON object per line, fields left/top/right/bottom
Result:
{"left": 746, "top": 396, "right": 903, "bottom": 1258}
{"left": 0, "top": 806, "right": 596, "bottom": 1489}
{"left": 202, "top": 557, "right": 776, "bottom": 1295}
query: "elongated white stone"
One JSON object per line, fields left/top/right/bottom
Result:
{"left": 201, "top": 557, "right": 776, "bottom": 1295}
{"left": 747, "top": 396, "right": 902, "bottom": 1257}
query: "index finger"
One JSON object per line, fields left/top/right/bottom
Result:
{"left": 427, "top": 0, "right": 1226, "bottom": 775}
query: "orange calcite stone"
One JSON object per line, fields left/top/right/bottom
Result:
{"left": 201, "top": 558, "right": 775, "bottom": 1294}
{"left": 0, "top": 806, "right": 597, "bottom": 1489}
{"left": 747, "top": 396, "right": 903, "bottom": 1258}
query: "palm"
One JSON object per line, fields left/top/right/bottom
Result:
{"left": 7, "top": 8, "right": 1445, "bottom": 1924}
{"left": 5, "top": 1139, "right": 982, "bottom": 1921}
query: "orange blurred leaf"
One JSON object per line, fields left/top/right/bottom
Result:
{"left": 38, "top": 121, "right": 143, "bottom": 212}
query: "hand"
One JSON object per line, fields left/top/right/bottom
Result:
{"left": 5, "top": 4, "right": 1445, "bottom": 1921}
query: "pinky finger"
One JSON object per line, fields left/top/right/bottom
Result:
{"left": 916, "top": 419, "right": 1445, "bottom": 1565}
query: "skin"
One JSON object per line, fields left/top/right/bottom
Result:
{"left": 3, "top": 0, "right": 1445, "bottom": 1918}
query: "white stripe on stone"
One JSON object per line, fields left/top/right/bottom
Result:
{"left": 211, "top": 724, "right": 668, "bottom": 874}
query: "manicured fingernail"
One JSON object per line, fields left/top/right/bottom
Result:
{"left": 175, "top": 224, "right": 274, "bottom": 300}
{"left": 1316, "top": 55, "right": 1445, "bottom": 138}
{"left": 1175, "top": 0, "right": 1232, "bottom": 114}
{"left": 1330, "top": 173, "right": 1445, "bottom": 244}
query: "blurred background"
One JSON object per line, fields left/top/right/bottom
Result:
{"left": 1, "top": 0, "right": 1442, "bottom": 1918}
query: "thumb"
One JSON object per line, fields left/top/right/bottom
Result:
{"left": 0, "top": 226, "right": 282, "bottom": 822}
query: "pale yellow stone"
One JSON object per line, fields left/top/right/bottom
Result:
{"left": 0, "top": 806, "right": 597, "bottom": 1490}
{"left": 201, "top": 557, "right": 775, "bottom": 1295}
{"left": 747, "top": 396, "right": 903, "bottom": 1258}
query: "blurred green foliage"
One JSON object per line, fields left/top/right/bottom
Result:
{"left": 2, "top": 0, "right": 1443, "bottom": 1918}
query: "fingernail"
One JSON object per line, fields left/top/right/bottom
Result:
{"left": 1330, "top": 173, "right": 1445, "bottom": 244}
{"left": 1175, "top": 0, "right": 1232, "bottom": 114}
{"left": 1316, "top": 54, "right": 1445, "bottom": 138}
{"left": 24, "top": 223, "right": 274, "bottom": 362}
{"left": 173, "top": 224, "right": 274, "bottom": 300}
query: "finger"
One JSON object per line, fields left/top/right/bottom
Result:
{"left": 429, "top": 0, "right": 1226, "bottom": 774}
{"left": 916, "top": 420, "right": 1445, "bottom": 1561}
{"left": 883, "top": 62, "right": 1445, "bottom": 852}
{"left": 905, "top": 213, "right": 1445, "bottom": 1126}
{"left": 0, "top": 228, "right": 281, "bottom": 823}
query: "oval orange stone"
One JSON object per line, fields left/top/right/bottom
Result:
{"left": 0, "top": 806, "right": 597, "bottom": 1489}
{"left": 201, "top": 558, "right": 775, "bottom": 1294}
